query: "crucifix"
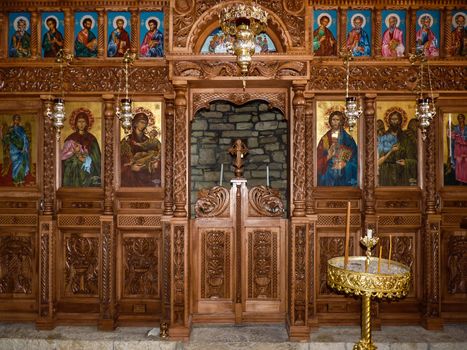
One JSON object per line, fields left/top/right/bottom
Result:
{"left": 228, "top": 139, "right": 248, "bottom": 178}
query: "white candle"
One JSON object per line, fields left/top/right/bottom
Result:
{"left": 448, "top": 114, "right": 452, "bottom": 160}
{"left": 220, "top": 163, "right": 223, "bottom": 187}
{"left": 367, "top": 229, "right": 373, "bottom": 239}
{"left": 266, "top": 165, "right": 270, "bottom": 187}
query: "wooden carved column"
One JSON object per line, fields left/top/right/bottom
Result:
{"left": 98, "top": 95, "right": 116, "bottom": 330}
{"left": 169, "top": 83, "right": 190, "bottom": 338}
{"left": 408, "top": 8, "right": 418, "bottom": 54}
{"left": 339, "top": 8, "right": 348, "bottom": 51}
{"left": 102, "top": 95, "right": 115, "bottom": 215}
{"left": 292, "top": 81, "right": 306, "bottom": 217}
{"left": 164, "top": 95, "right": 175, "bottom": 216}
{"left": 363, "top": 94, "right": 376, "bottom": 216}
{"left": 374, "top": 10, "right": 382, "bottom": 57}
{"left": 37, "top": 97, "right": 56, "bottom": 330}
{"left": 173, "top": 84, "right": 188, "bottom": 217}
{"left": 97, "top": 9, "right": 105, "bottom": 58}
{"left": 422, "top": 122, "right": 443, "bottom": 330}
{"left": 30, "top": 9, "right": 39, "bottom": 58}
{"left": 304, "top": 93, "right": 315, "bottom": 216}
{"left": 130, "top": 8, "right": 139, "bottom": 53}
{"left": 63, "top": 8, "right": 73, "bottom": 54}
{"left": 444, "top": 8, "right": 453, "bottom": 57}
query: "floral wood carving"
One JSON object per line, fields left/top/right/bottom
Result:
{"left": 173, "top": 225, "right": 185, "bottom": 325}
{"left": 308, "top": 65, "right": 466, "bottom": 91}
{"left": 173, "top": 86, "right": 188, "bottom": 217}
{"left": 364, "top": 95, "right": 376, "bottom": 214}
{"left": 0, "top": 67, "right": 171, "bottom": 93}
{"left": 248, "top": 230, "right": 277, "bottom": 299}
{"left": 164, "top": 98, "right": 175, "bottom": 216}
{"left": 292, "top": 224, "right": 306, "bottom": 325}
{"left": 424, "top": 220, "right": 441, "bottom": 317}
{"left": 0, "top": 235, "right": 33, "bottom": 294}
{"left": 173, "top": 61, "right": 306, "bottom": 79}
{"left": 39, "top": 222, "right": 52, "bottom": 318}
{"left": 248, "top": 186, "right": 284, "bottom": 217}
{"left": 193, "top": 92, "right": 286, "bottom": 116}
{"left": 123, "top": 237, "right": 160, "bottom": 297}
{"left": 447, "top": 235, "right": 467, "bottom": 294}
{"left": 162, "top": 223, "right": 171, "bottom": 321}
{"left": 101, "top": 221, "right": 113, "bottom": 320}
{"left": 195, "top": 186, "right": 230, "bottom": 218}
{"left": 292, "top": 83, "right": 306, "bottom": 216}
{"left": 201, "top": 230, "right": 230, "bottom": 299}
{"left": 65, "top": 235, "right": 99, "bottom": 296}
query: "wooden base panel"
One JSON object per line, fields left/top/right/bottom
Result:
{"left": 35, "top": 318, "right": 55, "bottom": 330}
{"left": 98, "top": 319, "right": 116, "bottom": 331}
{"left": 168, "top": 326, "right": 191, "bottom": 340}
{"left": 286, "top": 322, "right": 310, "bottom": 342}
{"left": 422, "top": 317, "right": 444, "bottom": 331}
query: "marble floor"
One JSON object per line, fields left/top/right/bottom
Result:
{"left": 0, "top": 323, "right": 466, "bottom": 349}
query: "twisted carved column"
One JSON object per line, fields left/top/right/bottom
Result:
{"left": 339, "top": 8, "right": 348, "bottom": 51}
{"left": 363, "top": 94, "right": 376, "bottom": 215}
{"left": 304, "top": 92, "right": 315, "bottom": 215}
{"left": 444, "top": 8, "right": 453, "bottom": 57}
{"left": 164, "top": 95, "right": 175, "bottom": 216}
{"left": 130, "top": 8, "right": 138, "bottom": 54}
{"left": 103, "top": 95, "right": 115, "bottom": 215}
{"left": 425, "top": 123, "right": 437, "bottom": 214}
{"left": 30, "top": 9, "right": 39, "bottom": 58}
{"left": 374, "top": 10, "right": 382, "bottom": 57}
{"left": 408, "top": 8, "right": 418, "bottom": 54}
{"left": 41, "top": 97, "right": 56, "bottom": 215}
{"left": 97, "top": 9, "right": 105, "bottom": 58}
{"left": 63, "top": 8, "right": 73, "bottom": 54}
{"left": 292, "top": 82, "right": 306, "bottom": 217}
{"left": 173, "top": 84, "right": 188, "bottom": 217}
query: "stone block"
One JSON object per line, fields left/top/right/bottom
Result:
{"left": 199, "top": 148, "right": 216, "bottom": 165}
{"left": 249, "top": 148, "right": 265, "bottom": 155}
{"left": 247, "top": 138, "right": 259, "bottom": 148}
{"left": 272, "top": 151, "right": 286, "bottom": 162}
{"left": 268, "top": 163, "right": 282, "bottom": 170}
{"left": 200, "top": 137, "right": 218, "bottom": 144}
{"left": 237, "top": 122, "right": 254, "bottom": 130}
{"left": 209, "top": 123, "right": 234, "bottom": 131}
{"left": 249, "top": 155, "right": 270, "bottom": 163}
{"left": 256, "top": 121, "right": 278, "bottom": 131}
{"left": 264, "top": 143, "right": 280, "bottom": 151}
{"left": 222, "top": 130, "right": 252, "bottom": 138}
{"left": 252, "top": 116, "right": 259, "bottom": 122}
{"left": 219, "top": 138, "right": 232, "bottom": 144}
{"left": 235, "top": 105, "right": 258, "bottom": 113}
{"left": 192, "top": 131, "right": 203, "bottom": 137}
{"left": 258, "top": 136, "right": 278, "bottom": 144}
{"left": 201, "top": 111, "right": 223, "bottom": 118}
{"left": 259, "top": 112, "right": 277, "bottom": 121}
{"left": 277, "top": 121, "right": 288, "bottom": 129}
{"left": 191, "top": 144, "right": 198, "bottom": 154}
{"left": 229, "top": 114, "right": 252, "bottom": 123}
{"left": 204, "top": 171, "right": 222, "bottom": 182}
{"left": 192, "top": 119, "right": 208, "bottom": 131}
{"left": 216, "top": 104, "right": 232, "bottom": 112}
{"left": 258, "top": 103, "right": 270, "bottom": 112}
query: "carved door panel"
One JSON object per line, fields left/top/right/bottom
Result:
{"left": 192, "top": 183, "right": 286, "bottom": 323}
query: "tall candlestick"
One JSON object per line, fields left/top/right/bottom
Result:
{"left": 219, "top": 163, "right": 224, "bottom": 187}
{"left": 378, "top": 245, "right": 382, "bottom": 273}
{"left": 448, "top": 114, "right": 452, "bottom": 160}
{"left": 388, "top": 235, "right": 392, "bottom": 269}
{"left": 266, "top": 165, "right": 270, "bottom": 187}
{"left": 344, "top": 201, "right": 351, "bottom": 267}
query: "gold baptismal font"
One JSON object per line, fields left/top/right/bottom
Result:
{"left": 220, "top": 0, "right": 268, "bottom": 81}
{"left": 327, "top": 231, "right": 411, "bottom": 350}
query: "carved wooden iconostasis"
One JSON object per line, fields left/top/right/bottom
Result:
{"left": 0, "top": 0, "right": 466, "bottom": 341}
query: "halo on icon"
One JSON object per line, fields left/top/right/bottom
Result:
{"left": 13, "top": 16, "right": 30, "bottom": 31}
{"left": 113, "top": 15, "right": 128, "bottom": 29}
{"left": 145, "top": 17, "right": 161, "bottom": 31}
{"left": 418, "top": 13, "right": 434, "bottom": 28}
{"left": 350, "top": 13, "right": 367, "bottom": 28}
{"left": 317, "top": 13, "right": 333, "bottom": 28}
{"left": 44, "top": 15, "right": 60, "bottom": 30}
{"left": 452, "top": 12, "right": 466, "bottom": 28}
{"left": 385, "top": 13, "right": 401, "bottom": 28}
{"left": 80, "top": 15, "right": 95, "bottom": 29}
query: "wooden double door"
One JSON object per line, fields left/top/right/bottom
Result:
{"left": 191, "top": 180, "right": 287, "bottom": 323}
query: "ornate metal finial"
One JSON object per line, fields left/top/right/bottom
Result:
{"left": 159, "top": 321, "right": 169, "bottom": 339}
{"left": 228, "top": 139, "right": 249, "bottom": 178}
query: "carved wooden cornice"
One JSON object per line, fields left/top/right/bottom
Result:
{"left": 192, "top": 91, "right": 287, "bottom": 116}
{"left": 173, "top": 60, "right": 307, "bottom": 79}
{"left": 0, "top": 66, "right": 172, "bottom": 94}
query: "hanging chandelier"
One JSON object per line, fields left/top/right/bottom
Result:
{"left": 46, "top": 49, "right": 73, "bottom": 140}
{"left": 409, "top": 52, "right": 436, "bottom": 140}
{"left": 115, "top": 49, "right": 136, "bottom": 134}
{"left": 220, "top": 1, "right": 268, "bottom": 79}
{"left": 341, "top": 49, "right": 362, "bottom": 131}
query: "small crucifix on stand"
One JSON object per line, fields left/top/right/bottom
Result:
{"left": 228, "top": 139, "right": 248, "bottom": 178}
